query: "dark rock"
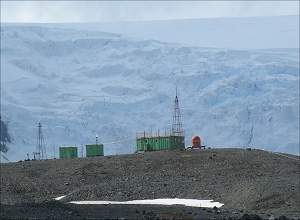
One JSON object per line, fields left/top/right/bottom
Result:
{"left": 213, "top": 206, "right": 218, "bottom": 211}
{"left": 241, "top": 214, "right": 263, "bottom": 220}
{"left": 278, "top": 216, "right": 288, "bottom": 220}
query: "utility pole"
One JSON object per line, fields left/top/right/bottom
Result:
{"left": 33, "top": 152, "right": 40, "bottom": 160}
{"left": 80, "top": 144, "right": 84, "bottom": 157}
{"left": 52, "top": 145, "right": 56, "bottom": 159}
{"left": 36, "top": 122, "right": 46, "bottom": 160}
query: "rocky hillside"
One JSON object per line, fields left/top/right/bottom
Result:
{"left": 1, "top": 148, "right": 299, "bottom": 218}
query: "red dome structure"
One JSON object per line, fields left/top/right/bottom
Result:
{"left": 191, "top": 136, "right": 201, "bottom": 148}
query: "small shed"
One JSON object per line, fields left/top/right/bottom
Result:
{"left": 136, "top": 134, "right": 184, "bottom": 152}
{"left": 59, "top": 146, "right": 78, "bottom": 159}
{"left": 86, "top": 144, "right": 104, "bottom": 157}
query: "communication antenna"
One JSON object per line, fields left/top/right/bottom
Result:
{"left": 171, "top": 86, "right": 184, "bottom": 137}
{"left": 52, "top": 145, "right": 56, "bottom": 159}
{"left": 96, "top": 135, "right": 99, "bottom": 145}
{"left": 36, "top": 122, "right": 46, "bottom": 160}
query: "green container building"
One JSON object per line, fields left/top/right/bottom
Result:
{"left": 136, "top": 89, "right": 185, "bottom": 152}
{"left": 59, "top": 147, "right": 78, "bottom": 159}
{"left": 86, "top": 144, "right": 104, "bottom": 157}
{"left": 136, "top": 135, "right": 184, "bottom": 152}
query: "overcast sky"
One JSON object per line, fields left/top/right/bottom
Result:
{"left": 1, "top": 1, "right": 299, "bottom": 23}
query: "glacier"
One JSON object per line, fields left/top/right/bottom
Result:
{"left": 1, "top": 24, "right": 299, "bottom": 161}
{"left": 7, "top": 15, "right": 299, "bottom": 49}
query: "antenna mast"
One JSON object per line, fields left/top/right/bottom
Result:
{"left": 36, "top": 122, "right": 46, "bottom": 160}
{"left": 96, "top": 135, "right": 99, "bottom": 145}
{"left": 171, "top": 86, "right": 184, "bottom": 136}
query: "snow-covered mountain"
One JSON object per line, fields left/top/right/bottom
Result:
{"left": 1, "top": 25, "right": 299, "bottom": 161}
{"left": 8, "top": 15, "right": 299, "bottom": 49}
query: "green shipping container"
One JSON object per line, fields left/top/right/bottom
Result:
{"left": 86, "top": 144, "right": 104, "bottom": 157}
{"left": 136, "top": 135, "right": 184, "bottom": 152}
{"left": 59, "top": 147, "right": 78, "bottom": 159}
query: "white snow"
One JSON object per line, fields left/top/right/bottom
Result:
{"left": 6, "top": 15, "right": 299, "bottom": 49}
{"left": 1, "top": 23, "right": 299, "bottom": 161}
{"left": 69, "top": 198, "right": 224, "bottom": 208}
{"left": 54, "top": 195, "right": 66, "bottom": 201}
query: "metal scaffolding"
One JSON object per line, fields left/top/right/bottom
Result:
{"left": 36, "top": 122, "right": 46, "bottom": 160}
{"left": 171, "top": 87, "right": 184, "bottom": 137}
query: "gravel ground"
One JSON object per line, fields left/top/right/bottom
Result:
{"left": 0, "top": 201, "right": 250, "bottom": 220}
{"left": 1, "top": 148, "right": 299, "bottom": 219}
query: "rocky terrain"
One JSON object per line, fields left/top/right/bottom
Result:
{"left": 0, "top": 148, "right": 299, "bottom": 219}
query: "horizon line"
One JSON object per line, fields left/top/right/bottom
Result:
{"left": 1, "top": 14, "right": 299, "bottom": 24}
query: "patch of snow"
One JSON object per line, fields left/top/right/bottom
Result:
{"left": 54, "top": 195, "right": 66, "bottom": 201}
{"left": 69, "top": 198, "right": 224, "bottom": 208}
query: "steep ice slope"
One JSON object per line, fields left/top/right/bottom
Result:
{"left": 9, "top": 15, "right": 299, "bottom": 49}
{"left": 1, "top": 25, "right": 299, "bottom": 161}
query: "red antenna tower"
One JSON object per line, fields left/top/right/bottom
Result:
{"left": 171, "top": 87, "right": 184, "bottom": 136}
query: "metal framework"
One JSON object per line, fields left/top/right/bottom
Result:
{"left": 171, "top": 87, "right": 184, "bottom": 137}
{"left": 36, "top": 122, "right": 46, "bottom": 160}
{"left": 136, "top": 129, "right": 173, "bottom": 139}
